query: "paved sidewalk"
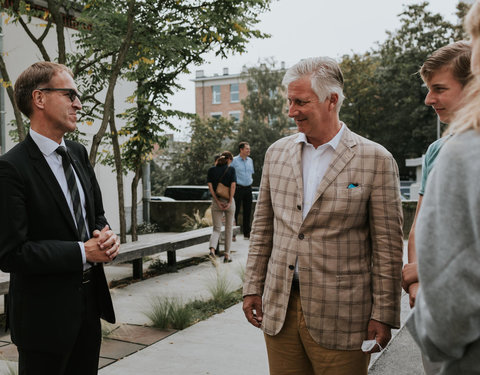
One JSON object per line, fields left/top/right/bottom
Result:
{"left": 0, "top": 235, "right": 424, "bottom": 374}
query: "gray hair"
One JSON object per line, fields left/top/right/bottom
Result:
{"left": 282, "top": 57, "right": 345, "bottom": 113}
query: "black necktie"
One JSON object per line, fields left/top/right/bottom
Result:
{"left": 56, "top": 146, "right": 89, "bottom": 242}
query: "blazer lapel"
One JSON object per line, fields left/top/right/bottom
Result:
{"left": 25, "top": 135, "right": 79, "bottom": 237}
{"left": 287, "top": 138, "right": 304, "bottom": 203}
{"left": 313, "top": 127, "right": 356, "bottom": 202}
{"left": 66, "top": 145, "right": 94, "bottom": 234}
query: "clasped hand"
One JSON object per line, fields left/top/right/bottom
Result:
{"left": 85, "top": 225, "right": 120, "bottom": 263}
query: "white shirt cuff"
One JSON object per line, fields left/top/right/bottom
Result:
{"left": 78, "top": 242, "right": 86, "bottom": 265}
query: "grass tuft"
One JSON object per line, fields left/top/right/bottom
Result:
{"left": 145, "top": 296, "right": 194, "bottom": 330}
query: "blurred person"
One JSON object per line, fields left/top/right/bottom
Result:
{"left": 402, "top": 41, "right": 472, "bottom": 375}
{"left": 231, "top": 141, "right": 254, "bottom": 240}
{"left": 406, "top": 2, "right": 480, "bottom": 372}
{"left": 0, "top": 62, "right": 119, "bottom": 375}
{"left": 242, "top": 57, "right": 403, "bottom": 374}
{"left": 207, "top": 151, "right": 236, "bottom": 262}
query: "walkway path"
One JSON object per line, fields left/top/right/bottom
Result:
{"left": 0, "top": 235, "right": 424, "bottom": 374}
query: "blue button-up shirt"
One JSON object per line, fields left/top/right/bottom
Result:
{"left": 231, "top": 155, "right": 254, "bottom": 186}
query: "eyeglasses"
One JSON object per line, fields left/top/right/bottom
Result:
{"left": 288, "top": 98, "right": 315, "bottom": 107}
{"left": 37, "top": 88, "right": 81, "bottom": 102}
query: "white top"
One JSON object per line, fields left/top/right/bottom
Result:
{"left": 30, "top": 128, "right": 89, "bottom": 266}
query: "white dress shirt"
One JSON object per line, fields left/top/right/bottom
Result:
{"left": 30, "top": 128, "right": 89, "bottom": 266}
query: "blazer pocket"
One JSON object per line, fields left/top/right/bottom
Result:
{"left": 335, "top": 273, "right": 372, "bottom": 333}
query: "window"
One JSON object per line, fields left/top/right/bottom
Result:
{"left": 212, "top": 85, "right": 221, "bottom": 104}
{"left": 210, "top": 112, "right": 222, "bottom": 119}
{"left": 229, "top": 111, "right": 241, "bottom": 123}
{"left": 230, "top": 83, "right": 239, "bottom": 103}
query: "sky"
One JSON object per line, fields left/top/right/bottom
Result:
{"left": 169, "top": 0, "right": 461, "bottom": 140}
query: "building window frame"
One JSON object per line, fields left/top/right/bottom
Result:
{"left": 210, "top": 112, "right": 222, "bottom": 119}
{"left": 212, "top": 85, "right": 221, "bottom": 104}
{"left": 230, "top": 83, "right": 239, "bottom": 103}
{"left": 229, "top": 111, "right": 241, "bottom": 123}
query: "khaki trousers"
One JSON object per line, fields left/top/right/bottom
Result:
{"left": 264, "top": 286, "right": 369, "bottom": 375}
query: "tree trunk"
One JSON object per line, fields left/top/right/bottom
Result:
{"left": 47, "top": 0, "right": 66, "bottom": 64}
{"left": 130, "top": 165, "right": 142, "bottom": 242}
{"left": 108, "top": 103, "right": 127, "bottom": 243}
{"left": 0, "top": 55, "right": 25, "bottom": 142}
{"left": 89, "top": 0, "right": 136, "bottom": 167}
{"left": 12, "top": 0, "right": 53, "bottom": 62}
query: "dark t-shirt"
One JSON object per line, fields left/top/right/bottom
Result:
{"left": 207, "top": 165, "right": 237, "bottom": 192}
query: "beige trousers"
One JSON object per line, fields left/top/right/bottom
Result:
{"left": 264, "top": 286, "right": 370, "bottom": 375}
{"left": 208, "top": 198, "right": 235, "bottom": 255}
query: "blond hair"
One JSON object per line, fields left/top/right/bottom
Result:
{"left": 447, "top": 1, "right": 480, "bottom": 135}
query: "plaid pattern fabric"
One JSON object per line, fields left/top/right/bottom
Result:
{"left": 243, "top": 127, "right": 404, "bottom": 350}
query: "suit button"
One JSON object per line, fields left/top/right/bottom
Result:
{"left": 298, "top": 233, "right": 304, "bottom": 240}
{"left": 297, "top": 205, "right": 301, "bottom": 210}
{"left": 289, "top": 265, "right": 294, "bottom": 270}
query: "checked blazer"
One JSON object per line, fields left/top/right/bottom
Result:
{"left": 243, "top": 126, "right": 404, "bottom": 350}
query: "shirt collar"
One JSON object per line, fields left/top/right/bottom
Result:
{"left": 30, "top": 128, "right": 66, "bottom": 157}
{"left": 295, "top": 122, "right": 345, "bottom": 150}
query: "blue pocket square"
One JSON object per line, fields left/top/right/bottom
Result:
{"left": 347, "top": 183, "right": 358, "bottom": 189}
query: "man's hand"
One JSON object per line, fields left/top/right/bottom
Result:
{"left": 86, "top": 225, "right": 120, "bottom": 262}
{"left": 408, "top": 282, "right": 419, "bottom": 308}
{"left": 402, "top": 262, "right": 419, "bottom": 292}
{"left": 243, "top": 295, "right": 263, "bottom": 328}
{"left": 366, "top": 319, "right": 392, "bottom": 353}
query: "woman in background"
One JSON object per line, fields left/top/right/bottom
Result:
{"left": 207, "top": 151, "right": 236, "bottom": 263}
{"left": 406, "top": 2, "right": 480, "bottom": 373}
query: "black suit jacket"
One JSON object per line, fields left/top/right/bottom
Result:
{"left": 0, "top": 134, "right": 115, "bottom": 353}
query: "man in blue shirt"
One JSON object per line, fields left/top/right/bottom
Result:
{"left": 231, "top": 141, "right": 254, "bottom": 239}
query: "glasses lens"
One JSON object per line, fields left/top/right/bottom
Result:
{"left": 68, "top": 90, "right": 79, "bottom": 102}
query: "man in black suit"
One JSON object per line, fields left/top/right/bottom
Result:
{"left": 0, "top": 62, "right": 119, "bottom": 375}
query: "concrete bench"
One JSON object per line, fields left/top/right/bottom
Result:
{"left": 111, "top": 226, "right": 241, "bottom": 279}
{"left": 0, "top": 226, "right": 241, "bottom": 298}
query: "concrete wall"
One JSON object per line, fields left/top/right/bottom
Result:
{"left": 151, "top": 200, "right": 417, "bottom": 238}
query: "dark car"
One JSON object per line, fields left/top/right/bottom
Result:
{"left": 163, "top": 185, "right": 212, "bottom": 200}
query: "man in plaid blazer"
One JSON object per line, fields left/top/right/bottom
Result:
{"left": 242, "top": 57, "right": 403, "bottom": 374}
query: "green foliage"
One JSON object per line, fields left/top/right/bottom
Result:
{"left": 148, "top": 258, "right": 169, "bottom": 273}
{"left": 206, "top": 268, "right": 237, "bottom": 306}
{"left": 236, "top": 59, "right": 290, "bottom": 185}
{"left": 7, "top": 119, "right": 29, "bottom": 144}
{"left": 236, "top": 263, "right": 246, "bottom": 284}
{"left": 169, "top": 116, "right": 235, "bottom": 185}
{"left": 340, "top": 2, "right": 470, "bottom": 177}
{"left": 150, "top": 161, "right": 172, "bottom": 196}
{"left": 145, "top": 296, "right": 190, "bottom": 329}
{"left": 68, "top": 0, "right": 273, "bottom": 170}
{"left": 136, "top": 222, "right": 161, "bottom": 234}
{"left": 145, "top": 291, "right": 243, "bottom": 331}
{"left": 145, "top": 267, "right": 243, "bottom": 330}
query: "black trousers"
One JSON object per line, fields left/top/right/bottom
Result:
{"left": 18, "top": 273, "right": 101, "bottom": 375}
{"left": 234, "top": 185, "right": 253, "bottom": 237}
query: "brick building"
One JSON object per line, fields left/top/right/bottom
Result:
{"left": 193, "top": 68, "right": 249, "bottom": 122}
